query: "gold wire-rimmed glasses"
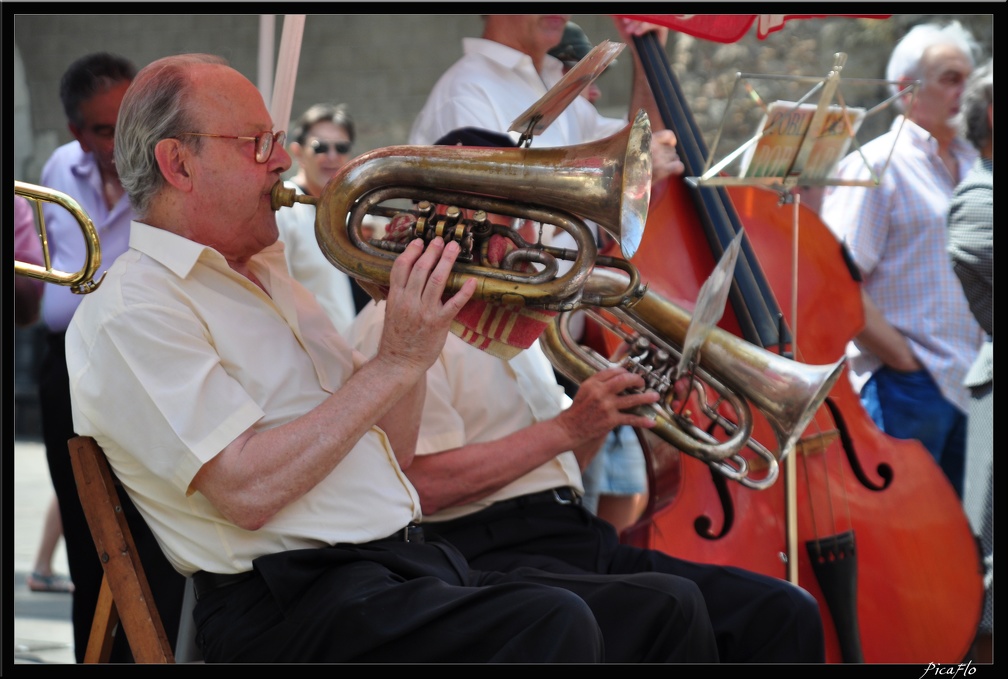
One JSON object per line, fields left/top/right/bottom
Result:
{"left": 179, "top": 130, "right": 286, "bottom": 163}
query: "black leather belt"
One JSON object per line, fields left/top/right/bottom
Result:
{"left": 192, "top": 524, "right": 425, "bottom": 601}
{"left": 493, "top": 486, "right": 581, "bottom": 511}
{"left": 191, "top": 570, "right": 256, "bottom": 601}
{"left": 377, "top": 523, "right": 425, "bottom": 543}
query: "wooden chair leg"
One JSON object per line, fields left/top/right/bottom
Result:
{"left": 83, "top": 575, "right": 119, "bottom": 663}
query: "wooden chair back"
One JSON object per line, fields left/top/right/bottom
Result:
{"left": 68, "top": 435, "right": 175, "bottom": 663}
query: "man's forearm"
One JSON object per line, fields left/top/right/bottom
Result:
{"left": 856, "top": 290, "right": 922, "bottom": 371}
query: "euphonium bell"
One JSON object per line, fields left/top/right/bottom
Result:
{"left": 14, "top": 180, "right": 104, "bottom": 294}
{"left": 540, "top": 268, "right": 846, "bottom": 489}
{"left": 271, "top": 110, "right": 654, "bottom": 311}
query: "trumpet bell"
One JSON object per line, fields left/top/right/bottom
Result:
{"left": 541, "top": 267, "right": 846, "bottom": 488}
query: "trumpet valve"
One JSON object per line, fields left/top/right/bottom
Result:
{"left": 470, "top": 210, "right": 492, "bottom": 237}
{"left": 433, "top": 206, "right": 464, "bottom": 241}
{"left": 387, "top": 202, "right": 476, "bottom": 261}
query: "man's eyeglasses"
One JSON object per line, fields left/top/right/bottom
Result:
{"left": 309, "top": 139, "right": 352, "bottom": 156}
{"left": 179, "top": 130, "right": 286, "bottom": 163}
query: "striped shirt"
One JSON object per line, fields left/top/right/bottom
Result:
{"left": 820, "top": 117, "right": 984, "bottom": 413}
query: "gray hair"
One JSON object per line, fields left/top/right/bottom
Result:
{"left": 886, "top": 21, "right": 980, "bottom": 110}
{"left": 290, "top": 102, "right": 356, "bottom": 145}
{"left": 956, "top": 59, "right": 993, "bottom": 151}
{"left": 114, "top": 53, "right": 228, "bottom": 217}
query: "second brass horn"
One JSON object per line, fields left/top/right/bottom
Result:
{"left": 14, "top": 180, "right": 104, "bottom": 294}
{"left": 540, "top": 268, "right": 846, "bottom": 489}
{"left": 272, "top": 110, "right": 653, "bottom": 311}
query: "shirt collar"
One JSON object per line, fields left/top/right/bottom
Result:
{"left": 462, "top": 37, "right": 566, "bottom": 82}
{"left": 463, "top": 37, "right": 530, "bottom": 70}
{"left": 128, "top": 220, "right": 285, "bottom": 280}
{"left": 68, "top": 144, "right": 99, "bottom": 181}
{"left": 893, "top": 115, "right": 977, "bottom": 161}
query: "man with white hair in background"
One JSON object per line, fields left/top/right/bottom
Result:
{"left": 820, "top": 21, "right": 986, "bottom": 498}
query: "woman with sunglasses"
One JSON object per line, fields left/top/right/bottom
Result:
{"left": 275, "top": 103, "right": 359, "bottom": 333}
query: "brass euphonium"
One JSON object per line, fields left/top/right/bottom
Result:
{"left": 540, "top": 268, "right": 846, "bottom": 489}
{"left": 271, "top": 110, "right": 654, "bottom": 311}
{"left": 14, "top": 180, "right": 104, "bottom": 293}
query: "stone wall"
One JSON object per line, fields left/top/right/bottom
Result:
{"left": 12, "top": 13, "right": 994, "bottom": 182}
{"left": 10, "top": 12, "right": 995, "bottom": 439}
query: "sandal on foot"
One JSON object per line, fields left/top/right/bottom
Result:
{"left": 27, "top": 572, "right": 75, "bottom": 593}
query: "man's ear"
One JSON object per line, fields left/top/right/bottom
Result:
{"left": 154, "top": 138, "right": 193, "bottom": 191}
{"left": 68, "top": 122, "right": 91, "bottom": 153}
{"left": 898, "top": 77, "right": 918, "bottom": 111}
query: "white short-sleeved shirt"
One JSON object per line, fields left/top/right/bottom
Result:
{"left": 410, "top": 38, "right": 627, "bottom": 148}
{"left": 350, "top": 300, "right": 583, "bottom": 522}
{"left": 66, "top": 222, "right": 421, "bottom": 576}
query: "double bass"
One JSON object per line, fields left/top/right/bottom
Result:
{"left": 608, "top": 31, "right": 983, "bottom": 663}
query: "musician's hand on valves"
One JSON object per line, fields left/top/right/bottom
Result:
{"left": 557, "top": 366, "right": 659, "bottom": 468}
{"left": 378, "top": 238, "right": 476, "bottom": 374}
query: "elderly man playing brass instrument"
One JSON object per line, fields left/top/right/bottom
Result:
{"left": 61, "top": 52, "right": 761, "bottom": 663}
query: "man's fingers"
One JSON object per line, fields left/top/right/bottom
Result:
{"left": 589, "top": 366, "right": 647, "bottom": 391}
{"left": 391, "top": 238, "right": 476, "bottom": 320}
{"left": 397, "top": 238, "right": 453, "bottom": 304}
{"left": 420, "top": 239, "right": 458, "bottom": 300}
{"left": 388, "top": 238, "right": 425, "bottom": 291}
{"left": 443, "top": 276, "right": 477, "bottom": 316}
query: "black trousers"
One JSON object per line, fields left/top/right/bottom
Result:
{"left": 424, "top": 497, "right": 827, "bottom": 663}
{"left": 191, "top": 535, "right": 719, "bottom": 663}
{"left": 38, "top": 331, "right": 186, "bottom": 662}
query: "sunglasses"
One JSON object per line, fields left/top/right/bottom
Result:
{"left": 180, "top": 130, "right": 286, "bottom": 164}
{"left": 309, "top": 139, "right": 352, "bottom": 155}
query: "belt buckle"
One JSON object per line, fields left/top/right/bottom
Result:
{"left": 552, "top": 488, "right": 576, "bottom": 505}
{"left": 403, "top": 524, "right": 424, "bottom": 543}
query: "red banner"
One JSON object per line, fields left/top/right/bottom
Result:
{"left": 620, "top": 14, "right": 889, "bottom": 43}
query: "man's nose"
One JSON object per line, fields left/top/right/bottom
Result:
{"left": 272, "top": 144, "right": 293, "bottom": 173}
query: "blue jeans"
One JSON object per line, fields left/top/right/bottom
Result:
{"left": 581, "top": 425, "right": 647, "bottom": 514}
{"left": 860, "top": 367, "right": 967, "bottom": 497}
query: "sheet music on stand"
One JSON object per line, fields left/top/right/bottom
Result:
{"left": 694, "top": 52, "right": 918, "bottom": 194}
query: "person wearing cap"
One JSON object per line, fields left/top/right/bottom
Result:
{"left": 354, "top": 37, "right": 826, "bottom": 648}
{"left": 350, "top": 245, "right": 827, "bottom": 662}
{"left": 549, "top": 20, "right": 604, "bottom": 104}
